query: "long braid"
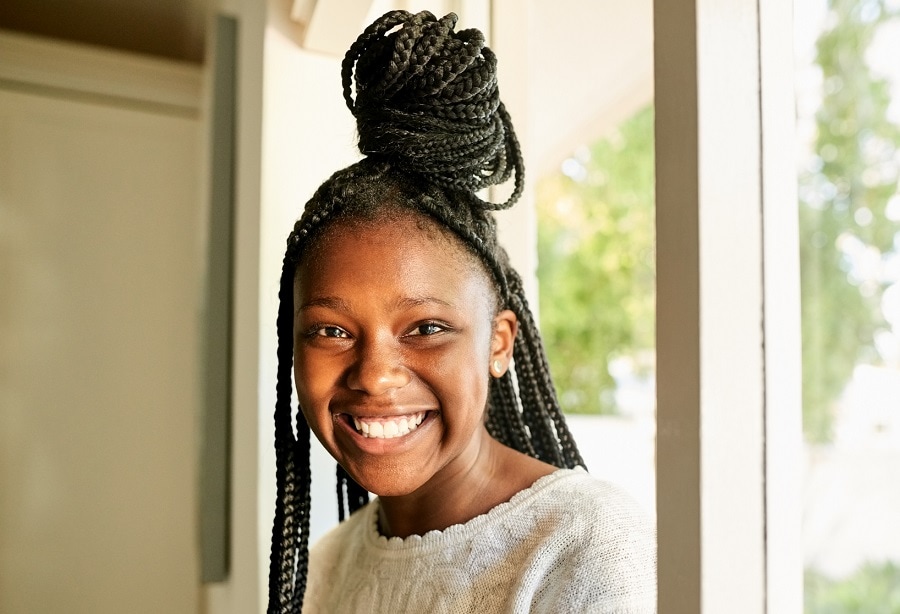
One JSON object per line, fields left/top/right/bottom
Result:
{"left": 268, "top": 11, "right": 583, "bottom": 612}
{"left": 486, "top": 371, "right": 535, "bottom": 456}
{"left": 268, "top": 256, "right": 312, "bottom": 613}
{"left": 508, "top": 283, "right": 585, "bottom": 467}
{"left": 336, "top": 465, "right": 370, "bottom": 522}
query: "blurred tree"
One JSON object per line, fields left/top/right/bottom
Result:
{"left": 800, "top": 0, "right": 900, "bottom": 442}
{"left": 536, "top": 105, "right": 655, "bottom": 415}
{"left": 536, "top": 0, "right": 900, "bottom": 430}
{"left": 805, "top": 562, "right": 900, "bottom": 613}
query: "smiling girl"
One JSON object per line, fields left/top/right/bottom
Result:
{"left": 267, "top": 10, "right": 656, "bottom": 614}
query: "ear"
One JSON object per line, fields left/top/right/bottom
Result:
{"left": 489, "top": 309, "right": 518, "bottom": 378}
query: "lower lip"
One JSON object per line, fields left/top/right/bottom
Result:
{"left": 335, "top": 412, "right": 436, "bottom": 455}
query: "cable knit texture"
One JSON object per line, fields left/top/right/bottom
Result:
{"left": 303, "top": 468, "right": 656, "bottom": 613}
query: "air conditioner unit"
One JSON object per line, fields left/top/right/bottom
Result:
{"left": 291, "top": 0, "right": 376, "bottom": 55}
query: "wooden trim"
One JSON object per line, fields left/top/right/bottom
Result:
{"left": 0, "top": 29, "right": 202, "bottom": 113}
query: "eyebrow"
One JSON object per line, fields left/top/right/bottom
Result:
{"left": 395, "top": 295, "right": 454, "bottom": 310}
{"left": 297, "top": 295, "right": 454, "bottom": 314}
{"left": 298, "top": 296, "right": 351, "bottom": 313}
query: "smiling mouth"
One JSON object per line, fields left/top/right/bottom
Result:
{"left": 349, "top": 411, "right": 427, "bottom": 439}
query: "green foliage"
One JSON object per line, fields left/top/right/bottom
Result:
{"left": 536, "top": 0, "right": 900, "bottom": 429}
{"left": 536, "top": 106, "right": 655, "bottom": 415}
{"left": 799, "top": 0, "right": 900, "bottom": 442}
{"left": 806, "top": 562, "right": 900, "bottom": 614}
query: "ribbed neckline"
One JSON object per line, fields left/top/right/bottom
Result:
{"left": 363, "top": 466, "right": 587, "bottom": 551}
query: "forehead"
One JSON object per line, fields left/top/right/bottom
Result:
{"left": 302, "top": 210, "right": 467, "bottom": 270}
{"left": 295, "top": 212, "right": 493, "bottom": 307}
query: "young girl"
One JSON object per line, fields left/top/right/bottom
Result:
{"left": 268, "top": 10, "right": 656, "bottom": 613}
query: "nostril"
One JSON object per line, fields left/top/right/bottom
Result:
{"left": 346, "top": 341, "right": 411, "bottom": 394}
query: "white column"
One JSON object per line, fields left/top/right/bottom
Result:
{"left": 655, "top": 0, "right": 798, "bottom": 611}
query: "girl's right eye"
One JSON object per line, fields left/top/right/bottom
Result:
{"left": 312, "top": 326, "right": 350, "bottom": 339}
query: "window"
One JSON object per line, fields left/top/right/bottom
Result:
{"left": 536, "top": 106, "right": 656, "bottom": 516}
{"left": 795, "top": 0, "right": 900, "bottom": 610}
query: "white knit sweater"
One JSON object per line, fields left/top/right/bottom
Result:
{"left": 303, "top": 468, "right": 656, "bottom": 613}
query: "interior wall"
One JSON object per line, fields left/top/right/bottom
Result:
{"left": 0, "top": 35, "right": 204, "bottom": 613}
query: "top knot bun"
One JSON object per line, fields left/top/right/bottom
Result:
{"left": 341, "top": 10, "right": 523, "bottom": 210}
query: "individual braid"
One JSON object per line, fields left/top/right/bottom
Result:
{"left": 268, "top": 11, "right": 583, "bottom": 613}
{"left": 267, "top": 255, "right": 312, "bottom": 613}
{"left": 336, "top": 464, "right": 370, "bottom": 522}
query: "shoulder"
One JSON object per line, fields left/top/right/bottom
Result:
{"left": 513, "top": 469, "right": 657, "bottom": 612}
{"left": 525, "top": 468, "right": 655, "bottom": 550}
{"left": 523, "top": 467, "right": 653, "bottom": 534}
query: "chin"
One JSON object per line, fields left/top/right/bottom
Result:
{"left": 348, "top": 464, "right": 430, "bottom": 499}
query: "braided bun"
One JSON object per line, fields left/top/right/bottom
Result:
{"left": 342, "top": 10, "right": 524, "bottom": 210}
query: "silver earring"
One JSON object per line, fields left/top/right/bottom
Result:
{"left": 492, "top": 359, "right": 503, "bottom": 375}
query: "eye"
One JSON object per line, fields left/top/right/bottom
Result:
{"left": 312, "top": 325, "right": 350, "bottom": 339}
{"left": 407, "top": 322, "right": 446, "bottom": 336}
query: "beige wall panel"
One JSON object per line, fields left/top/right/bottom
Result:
{"left": 0, "top": 88, "right": 201, "bottom": 614}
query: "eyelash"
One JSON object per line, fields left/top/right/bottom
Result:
{"left": 303, "top": 321, "right": 450, "bottom": 339}
{"left": 306, "top": 325, "right": 350, "bottom": 339}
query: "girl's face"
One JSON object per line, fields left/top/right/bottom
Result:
{"left": 293, "top": 213, "right": 516, "bottom": 497}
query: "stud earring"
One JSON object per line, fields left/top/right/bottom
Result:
{"left": 492, "top": 359, "right": 503, "bottom": 376}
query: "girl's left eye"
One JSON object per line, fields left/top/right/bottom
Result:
{"left": 408, "top": 322, "right": 445, "bottom": 336}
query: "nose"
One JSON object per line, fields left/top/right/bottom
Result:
{"left": 346, "top": 334, "right": 411, "bottom": 395}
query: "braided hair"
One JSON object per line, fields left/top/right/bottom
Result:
{"left": 267, "top": 11, "right": 584, "bottom": 613}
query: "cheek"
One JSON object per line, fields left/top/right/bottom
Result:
{"left": 293, "top": 349, "right": 332, "bottom": 411}
{"left": 294, "top": 359, "right": 338, "bottom": 448}
{"left": 426, "top": 334, "right": 492, "bottom": 414}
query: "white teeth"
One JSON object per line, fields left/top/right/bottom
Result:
{"left": 352, "top": 412, "right": 426, "bottom": 439}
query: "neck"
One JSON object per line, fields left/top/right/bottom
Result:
{"left": 376, "top": 429, "right": 556, "bottom": 538}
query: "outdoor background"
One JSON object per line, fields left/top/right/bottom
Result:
{"left": 536, "top": 1, "right": 900, "bottom": 611}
